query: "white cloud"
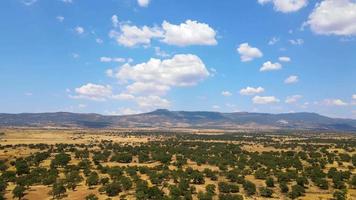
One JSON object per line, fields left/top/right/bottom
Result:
{"left": 240, "top": 86, "right": 265, "bottom": 96}
{"left": 284, "top": 75, "right": 299, "bottom": 84}
{"left": 22, "top": 0, "right": 37, "bottom": 6}
{"left": 109, "top": 20, "right": 217, "bottom": 47}
{"left": 279, "top": 56, "right": 291, "bottom": 62}
{"left": 285, "top": 95, "right": 302, "bottom": 104}
{"left": 111, "top": 15, "right": 119, "bottom": 27}
{"left": 56, "top": 16, "right": 64, "bottom": 22}
{"left": 260, "top": 61, "right": 282, "bottom": 71}
{"left": 72, "top": 53, "right": 79, "bottom": 59}
{"left": 161, "top": 20, "right": 217, "bottom": 46}
{"left": 72, "top": 83, "right": 112, "bottom": 101}
{"left": 24, "top": 92, "right": 33, "bottom": 96}
{"left": 268, "top": 37, "right": 280, "bottom": 45}
{"left": 353, "top": 94, "right": 356, "bottom": 100}
{"left": 138, "top": 0, "right": 150, "bottom": 7}
{"left": 100, "top": 57, "right": 126, "bottom": 63}
{"left": 75, "top": 26, "right": 85, "bottom": 34}
{"left": 323, "top": 99, "right": 348, "bottom": 106}
{"left": 114, "top": 54, "right": 209, "bottom": 88}
{"left": 221, "top": 91, "right": 232, "bottom": 97}
{"left": 111, "top": 93, "right": 135, "bottom": 100}
{"left": 62, "top": 0, "right": 73, "bottom": 3}
{"left": 306, "top": 0, "right": 356, "bottom": 36}
{"left": 78, "top": 104, "right": 87, "bottom": 108}
{"left": 154, "top": 47, "right": 170, "bottom": 58}
{"left": 105, "top": 54, "right": 209, "bottom": 109}
{"left": 212, "top": 105, "right": 221, "bottom": 110}
{"left": 109, "top": 25, "right": 162, "bottom": 47}
{"left": 96, "top": 38, "right": 103, "bottom": 44}
{"left": 258, "top": 0, "right": 308, "bottom": 13}
{"left": 135, "top": 96, "right": 170, "bottom": 108}
{"left": 289, "top": 39, "right": 304, "bottom": 45}
{"left": 126, "top": 82, "right": 170, "bottom": 96}
{"left": 237, "top": 43, "right": 263, "bottom": 62}
{"left": 253, "top": 96, "right": 280, "bottom": 104}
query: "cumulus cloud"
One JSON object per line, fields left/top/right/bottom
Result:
{"left": 126, "top": 82, "right": 170, "bottom": 96}
{"left": 103, "top": 54, "right": 209, "bottom": 109}
{"left": 268, "top": 37, "right": 280, "bottom": 45}
{"left": 113, "top": 54, "right": 209, "bottom": 88}
{"left": 353, "top": 94, "right": 356, "bottom": 100}
{"left": 258, "top": 0, "right": 308, "bottom": 13}
{"left": 289, "top": 39, "right": 304, "bottom": 45}
{"left": 96, "top": 38, "right": 103, "bottom": 44}
{"left": 111, "top": 15, "right": 119, "bottom": 27}
{"left": 72, "top": 83, "right": 112, "bottom": 101}
{"left": 323, "top": 99, "right": 348, "bottom": 106}
{"left": 221, "top": 91, "right": 232, "bottom": 97}
{"left": 161, "top": 20, "right": 217, "bottom": 46}
{"left": 260, "top": 61, "right": 282, "bottom": 71}
{"left": 56, "top": 16, "right": 64, "bottom": 22}
{"left": 138, "top": 0, "right": 150, "bottom": 7}
{"left": 240, "top": 86, "right": 265, "bottom": 96}
{"left": 285, "top": 95, "right": 303, "bottom": 104}
{"left": 135, "top": 95, "right": 170, "bottom": 108}
{"left": 22, "top": 0, "right": 38, "bottom": 6}
{"left": 109, "top": 25, "right": 162, "bottom": 47}
{"left": 75, "top": 26, "right": 84, "bottom": 34}
{"left": 100, "top": 57, "right": 126, "bottom": 63}
{"left": 109, "top": 20, "right": 217, "bottom": 47}
{"left": 306, "top": 0, "right": 356, "bottom": 36}
{"left": 253, "top": 96, "right": 280, "bottom": 104}
{"left": 284, "top": 75, "right": 299, "bottom": 84}
{"left": 237, "top": 43, "right": 263, "bottom": 62}
{"left": 279, "top": 56, "right": 291, "bottom": 62}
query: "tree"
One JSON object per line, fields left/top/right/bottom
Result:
{"left": 105, "top": 182, "right": 122, "bottom": 196}
{"left": 197, "top": 191, "right": 213, "bottom": 200}
{"left": 0, "top": 179, "right": 7, "bottom": 194}
{"left": 333, "top": 189, "right": 347, "bottom": 200}
{"left": 52, "top": 153, "right": 71, "bottom": 167}
{"left": 120, "top": 176, "right": 133, "bottom": 190}
{"left": 288, "top": 185, "right": 305, "bottom": 199}
{"left": 266, "top": 177, "right": 274, "bottom": 187}
{"left": 350, "top": 175, "right": 356, "bottom": 188}
{"left": 86, "top": 172, "right": 99, "bottom": 188}
{"left": 218, "top": 194, "right": 243, "bottom": 200}
{"left": 243, "top": 180, "right": 256, "bottom": 196}
{"left": 85, "top": 194, "right": 98, "bottom": 200}
{"left": 279, "top": 182, "right": 289, "bottom": 193}
{"left": 65, "top": 170, "right": 83, "bottom": 190}
{"left": 206, "top": 184, "right": 216, "bottom": 195}
{"left": 260, "top": 187, "right": 273, "bottom": 197}
{"left": 51, "top": 181, "right": 66, "bottom": 199}
{"left": 15, "top": 159, "right": 29, "bottom": 175}
{"left": 12, "top": 185, "right": 25, "bottom": 200}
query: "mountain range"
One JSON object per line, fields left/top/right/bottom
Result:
{"left": 0, "top": 109, "right": 356, "bottom": 131}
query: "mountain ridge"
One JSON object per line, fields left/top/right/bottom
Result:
{"left": 0, "top": 109, "right": 355, "bottom": 131}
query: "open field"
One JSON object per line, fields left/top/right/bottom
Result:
{"left": 0, "top": 129, "right": 356, "bottom": 200}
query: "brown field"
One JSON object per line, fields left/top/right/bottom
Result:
{"left": 0, "top": 129, "right": 355, "bottom": 200}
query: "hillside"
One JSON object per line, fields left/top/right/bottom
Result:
{"left": 0, "top": 109, "right": 356, "bottom": 131}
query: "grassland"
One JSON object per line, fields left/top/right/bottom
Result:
{"left": 0, "top": 128, "right": 355, "bottom": 200}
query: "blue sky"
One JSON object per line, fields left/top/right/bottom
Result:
{"left": 0, "top": 0, "right": 355, "bottom": 118}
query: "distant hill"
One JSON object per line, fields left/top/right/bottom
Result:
{"left": 0, "top": 109, "right": 356, "bottom": 131}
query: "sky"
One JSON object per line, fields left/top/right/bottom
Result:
{"left": 0, "top": 0, "right": 355, "bottom": 118}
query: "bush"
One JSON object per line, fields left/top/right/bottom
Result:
{"left": 243, "top": 180, "right": 256, "bottom": 196}
{"left": 265, "top": 177, "right": 274, "bottom": 187}
{"left": 218, "top": 194, "right": 244, "bottom": 200}
{"left": 260, "top": 187, "right": 273, "bottom": 197}
{"left": 85, "top": 194, "right": 98, "bottom": 200}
